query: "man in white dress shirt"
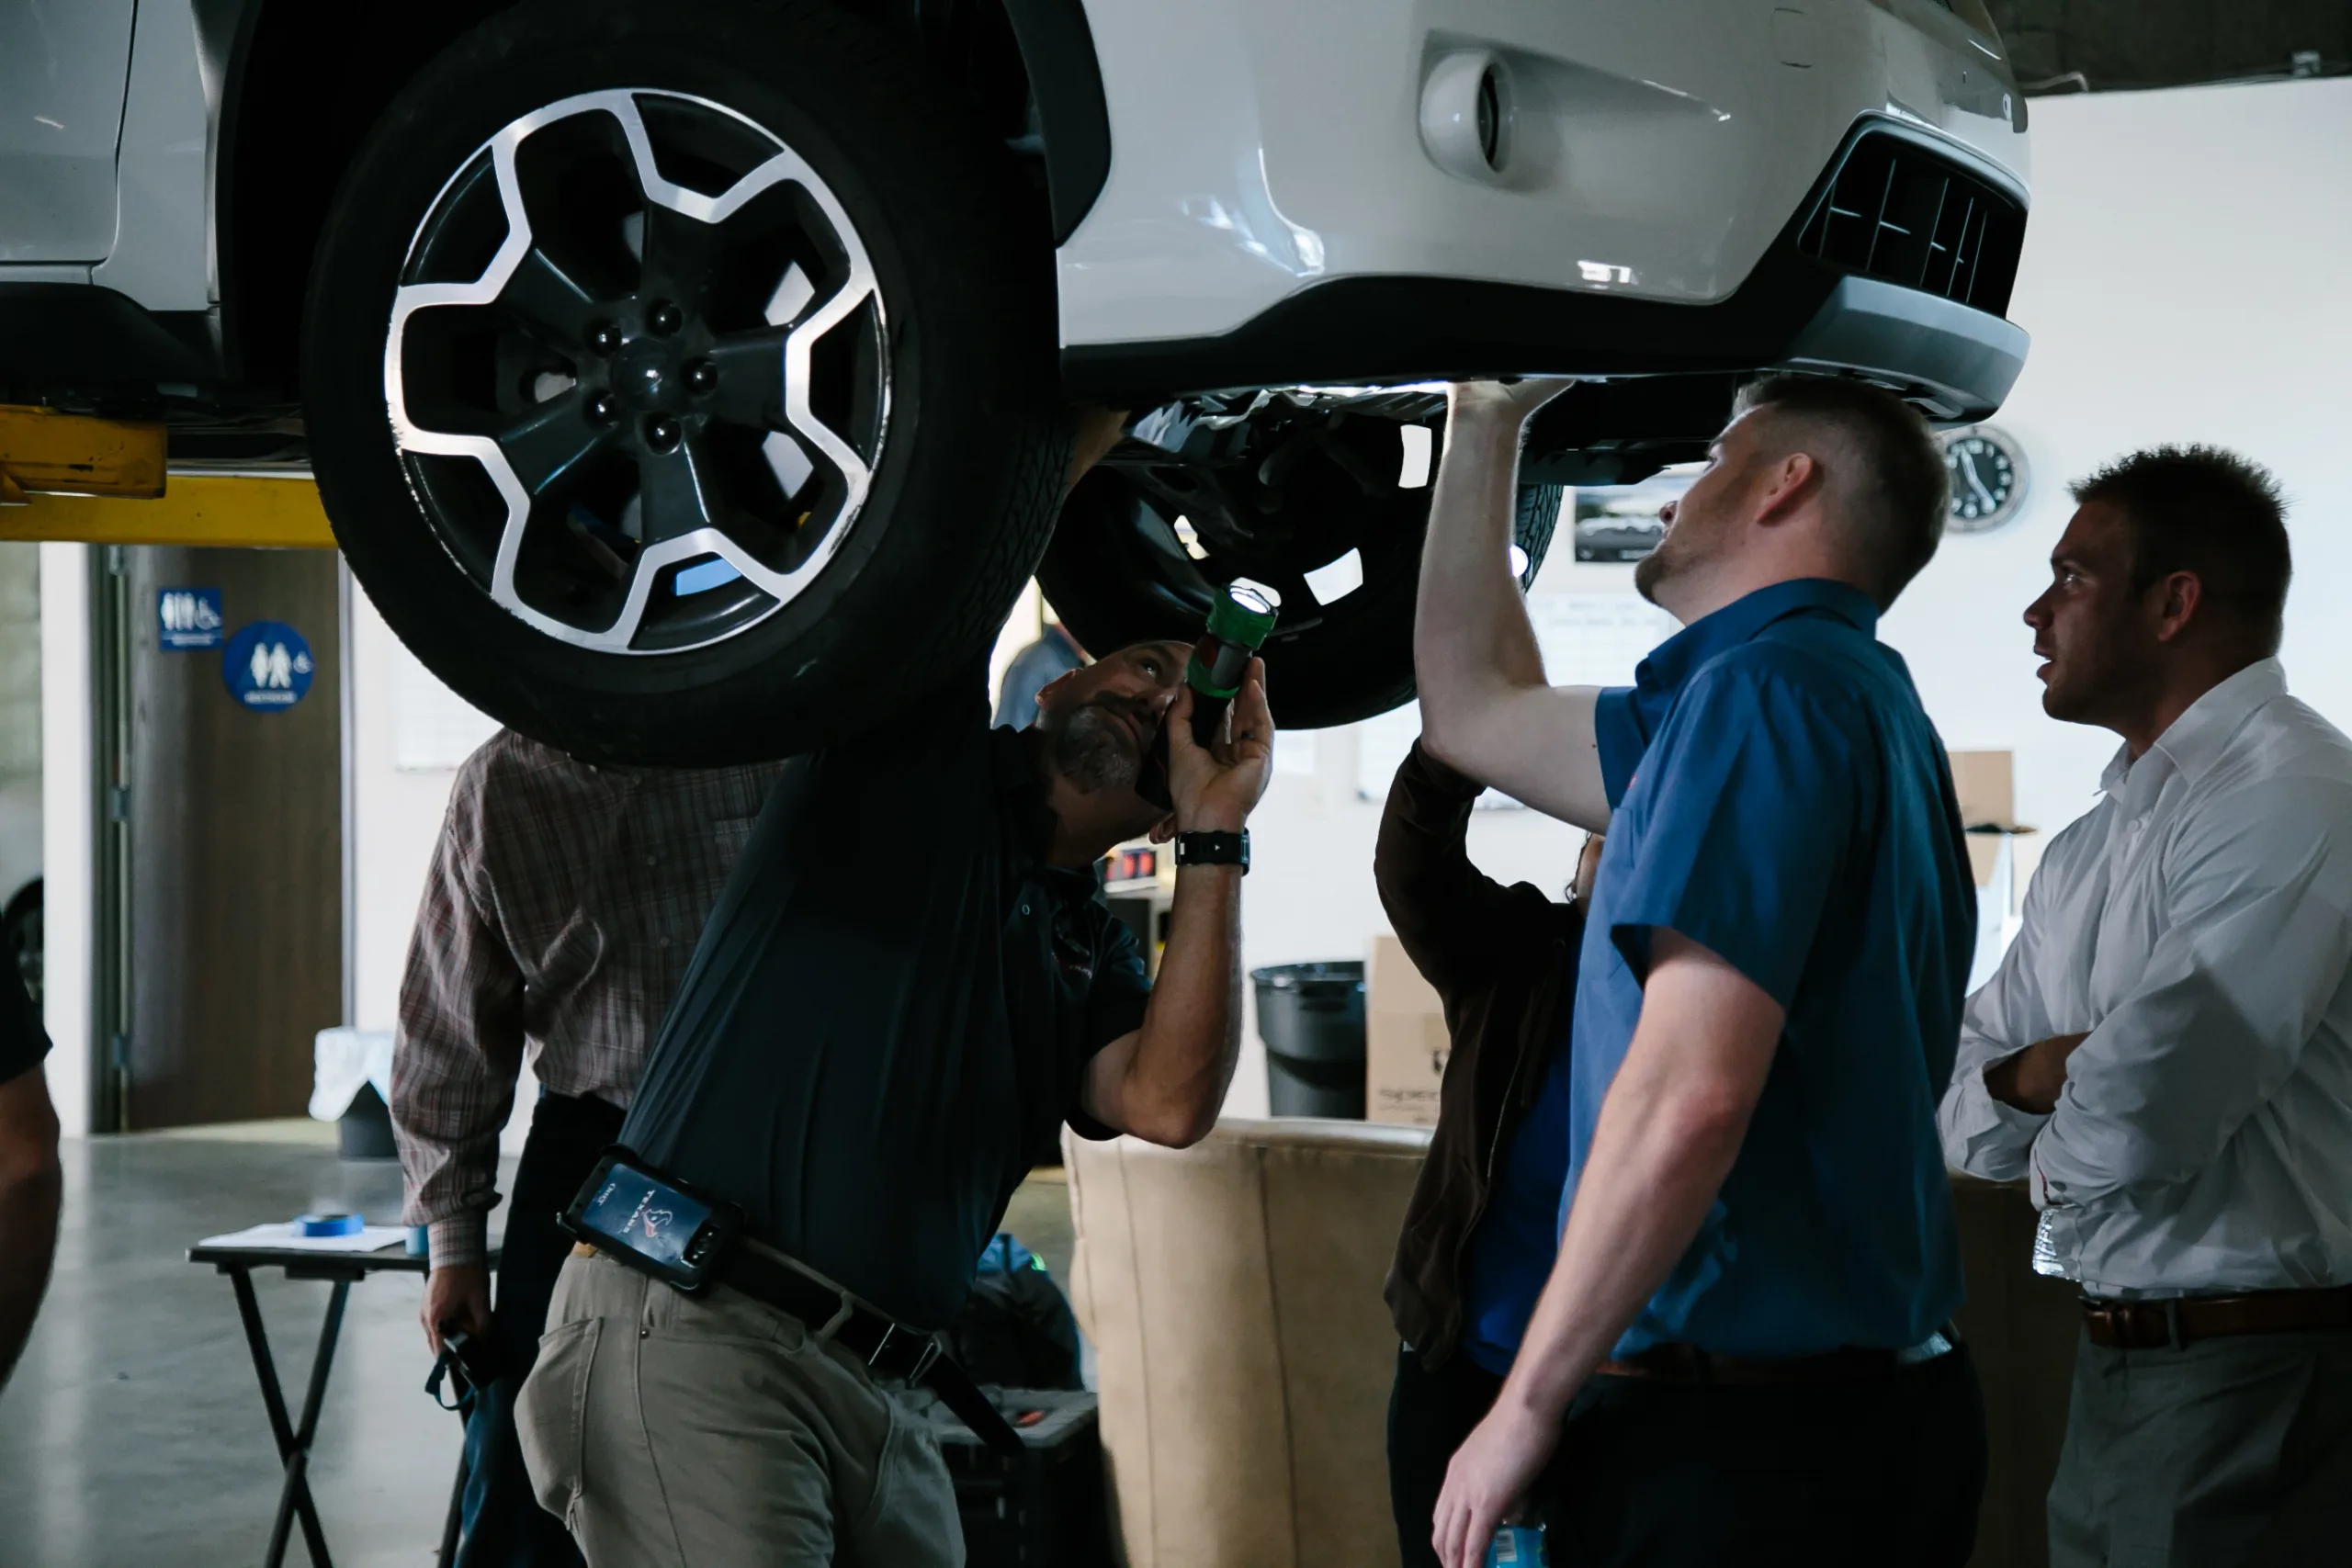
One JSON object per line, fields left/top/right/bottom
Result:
{"left": 1939, "top": 446, "right": 2352, "bottom": 1566}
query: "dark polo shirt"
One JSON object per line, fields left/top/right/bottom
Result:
{"left": 619, "top": 683, "right": 1151, "bottom": 1328}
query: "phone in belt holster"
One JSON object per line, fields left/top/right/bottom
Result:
{"left": 559, "top": 1147, "right": 745, "bottom": 1293}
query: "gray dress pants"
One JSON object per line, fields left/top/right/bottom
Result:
{"left": 515, "top": 1249, "right": 965, "bottom": 1568}
{"left": 2049, "top": 1325, "right": 2352, "bottom": 1568}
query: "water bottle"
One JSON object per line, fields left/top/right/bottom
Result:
{"left": 1486, "top": 1525, "right": 1546, "bottom": 1566}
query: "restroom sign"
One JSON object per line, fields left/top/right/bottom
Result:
{"left": 157, "top": 588, "right": 224, "bottom": 650}
{"left": 222, "top": 621, "right": 316, "bottom": 711}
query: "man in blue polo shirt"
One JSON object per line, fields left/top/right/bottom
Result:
{"left": 1414, "top": 374, "right": 1984, "bottom": 1567}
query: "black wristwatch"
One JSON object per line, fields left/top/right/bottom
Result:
{"left": 1173, "top": 829, "right": 1250, "bottom": 873}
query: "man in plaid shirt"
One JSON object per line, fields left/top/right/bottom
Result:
{"left": 392, "top": 738, "right": 780, "bottom": 1567}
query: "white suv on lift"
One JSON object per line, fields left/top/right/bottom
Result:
{"left": 0, "top": 0, "right": 2029, "bottom": 761}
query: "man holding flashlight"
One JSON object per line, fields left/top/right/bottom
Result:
{"left": 514, "top": 413, "right": 1278, "bottom": 1567}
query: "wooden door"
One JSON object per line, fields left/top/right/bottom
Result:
{"left": 118, "top": 547, "right": 342, "bottom": 1128}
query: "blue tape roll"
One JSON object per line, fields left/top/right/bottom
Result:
{"left": 295, "top": 1212, "right": 363, "bottom": 1237}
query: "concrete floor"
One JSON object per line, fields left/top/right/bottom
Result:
{"left": 0, "top": 1126, "right": 1079, "bottom": 1567}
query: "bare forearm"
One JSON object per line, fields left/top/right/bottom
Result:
{"left": 1414, "top": 397, "right": 1609, "bottom": 829}
{"left": 1123, "top": 864, "right": 1245, "bottom": 1146}
{"left": 1503, "top": 1073, "right": 1747, "bottom": 1422}
{"left": 1416, "top": 406, "right": 1548, "bottom": 747}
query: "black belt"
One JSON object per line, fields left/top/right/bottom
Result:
{"left": 1596, "top": 1325, "right": 1961, "bottom": 1386}
{"left": 718, "top": 1245, "right": 1025, "bottom": 1456}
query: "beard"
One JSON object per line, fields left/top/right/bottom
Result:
{"left": 1048, "top": 701, "right": 1145, "bottom": 795}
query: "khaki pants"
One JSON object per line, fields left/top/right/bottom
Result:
{"left": 2048, "top": 1326, "right": 2352, "bottom": 1568}
{"left": 515, "top": 1249, "right": 964, "bottom": 1568}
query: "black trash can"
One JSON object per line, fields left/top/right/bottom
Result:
{"left": 1251, "top": 961, "right": 1367, "bottom": 1120}
{"left": 339, "top": 1080, "right": 399, "bottom": 1161}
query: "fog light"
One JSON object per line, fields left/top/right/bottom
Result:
{"left": 1421, "top": 51, "right": 1512, "bottom": 183}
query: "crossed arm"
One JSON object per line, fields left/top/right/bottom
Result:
{"left": 1940, "top": 778, "right": 2352, "bottom": 1205}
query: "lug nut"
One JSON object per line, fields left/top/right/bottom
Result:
{"left": 588, "top": 321, "right": 622, "bottom": 355}
{"left": 685, "top": 358, "right": 718, "bottom": 394}
{"left": 648, "top": 301, "right": 684, "bottom": 336}
{"left": 645, "top": 416, "right": 682, "bottom": 452}
{"left": 586, "top": 392, "right": 619, "bottom": 425}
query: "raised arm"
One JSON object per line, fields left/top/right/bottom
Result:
{"left": 1083, "top": 663, "right": 1273, "bottom": 1147}
{"left": 1414, "top": 381, "right": 1610, "bottom": 830}
{"left": 1375, "top": 741, "right": 1542, "bottom": 998}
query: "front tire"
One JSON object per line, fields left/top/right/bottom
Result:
{"left": 305, "top": 0, "right": 1065, "bottom": 764}
{"left": 1040, "top": 397, "right": 1562, "bottom": 729}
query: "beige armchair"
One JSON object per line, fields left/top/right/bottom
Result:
{"left": 1063, "top": 1122, "right": 2075, "bottom": 1568}
{"left": 1064, "top": 1117, "right": 1431, "bottom": 1568}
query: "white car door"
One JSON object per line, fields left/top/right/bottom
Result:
{"left": 0, "top": 0, "right": 138, "bottom": 263}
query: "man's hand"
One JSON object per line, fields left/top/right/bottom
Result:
{"left": 1446, "top": 377, "right": 1577, "bottom": 430}
{"left": 1414, "top": 378, "right": 1610, "bottom": 829}
{"left": 422, "top": 1261, "right": 492, "bottom": 1359}
{"left": 1985, "top": 1031, "right": 2090, "bottom": 1115}
{"left": 1163, "top": 657, "right": 1272, "bottom": 836}
{"left": 1432, "top": 1394, "right": 1558, "bottom": 1568}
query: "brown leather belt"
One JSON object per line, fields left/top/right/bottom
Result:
{"left": 2081, "top": 1286, "right": 2352, "bottom": 1349}
{"left": 1596, "top": 1327, "right": 1958, "bottom": 1386}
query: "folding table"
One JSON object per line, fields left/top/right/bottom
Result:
{"left": 187, "top": 1235, "right": 495, "bottom": 1568}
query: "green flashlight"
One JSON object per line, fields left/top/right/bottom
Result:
{"left": 1186, "top": 584, "right": 1279, "bottom": 746}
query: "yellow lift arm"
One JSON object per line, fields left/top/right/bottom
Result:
{"left": 0, "top": 404, "right": 335, "bottom": 548}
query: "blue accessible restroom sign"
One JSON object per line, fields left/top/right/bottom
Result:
{"left": 222, "top": 621, "right": 315, "bottom": 712}
{"left": 157, "top": 588, "right": 224, "bottom": 650}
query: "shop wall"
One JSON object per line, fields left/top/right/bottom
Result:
{"left": 1879, "top": 74, "right": 2352, "bottom": 842}
{"left": 1226, "top": 74, "right": 2352, "bottom": 1118}
{"left": 39, "top": 545, "right": 91, "bottom": 1137}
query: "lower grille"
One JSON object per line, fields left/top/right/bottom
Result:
{"left": 1795, "top": 133, "right": 2025, "bottom": 318}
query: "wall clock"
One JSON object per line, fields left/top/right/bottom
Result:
{"left": 1940, "top": 424, "right": 2029, "bottom": 534}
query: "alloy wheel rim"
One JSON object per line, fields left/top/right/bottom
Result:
{"left": 384, "top": 88, "right": 890, "bottom": 655}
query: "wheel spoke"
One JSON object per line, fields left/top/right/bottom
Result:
{"left": 390, "top": 87, "right": 889, "bottom": 656}
{"left": 1233, "top": 566, "right": 1321, "bottom": 630}
{"left": 495, "top": 391, "right": 610, "bottom": 496}
{"left": 499, "top": 245, "right": 602, "bottom": 352}
{"left": 700, "top": 327, "right": 788, "bottom": 429}
{"left": 635, "top": 433, "right": 726, "bottom": 547}
{"left": 638, "top": 203, "right": 730, "bottom": 302}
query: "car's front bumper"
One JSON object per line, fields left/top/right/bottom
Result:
{"left": 1060, "top": 0, "right": 2030, "bottom": 423}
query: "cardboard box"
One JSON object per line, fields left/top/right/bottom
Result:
{"left": 1367, "top": 934, "right": 1447, "bottom": 1127}
{"left": 1948, "top": 749, "right": 2016, "bottom": 831}
{"left": 1368, "top": 932, "right": 1442, "bottom": 1015}
{"left": 1949, "top": 749, "right": 2036, "bottom": 893}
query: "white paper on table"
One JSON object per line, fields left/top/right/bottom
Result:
{"left": 196, "top": 1222, "right": 412, "bottom": 1255}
